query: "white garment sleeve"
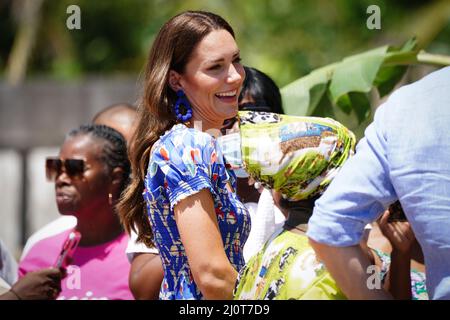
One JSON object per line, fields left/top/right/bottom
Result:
{"left": 125, "top": 229, "right": 159, "bottom": 263}
{"left": 243, "top": 188, "right": 286, "bottom": 262}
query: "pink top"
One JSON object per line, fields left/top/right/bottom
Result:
{"left": 19, "top": 230, "right": 133, "bottom": 300}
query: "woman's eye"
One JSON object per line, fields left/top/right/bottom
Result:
{"left": 208, "top": 64, "right": 222, "bottom": 71}
{"left": 208, "top": 58, "right": 241, "bottom": 71}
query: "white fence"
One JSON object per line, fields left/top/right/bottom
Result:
{"left": 1, "top": 147, "right": 60, "bottom": 258}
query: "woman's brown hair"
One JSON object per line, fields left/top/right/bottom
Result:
{"left": 117, "top": 11, "right": 235, "bottom": 247}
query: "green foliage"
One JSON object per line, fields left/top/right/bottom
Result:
{"left": 1, "top": 0, "right": 449, "bottom": 133}
{"left": 3, "top": 0, "right": 448, "bottom": 85}
{"left": 280, "top": 39, "right": 423, "bottom": 136}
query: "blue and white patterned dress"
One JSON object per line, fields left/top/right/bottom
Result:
{"left": 143, "top": 124, "right": 251, "bottom": 300}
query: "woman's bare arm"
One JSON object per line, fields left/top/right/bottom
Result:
{"left": 309, "top": 238, "right": 393, "bottom": 300}
{"left": 174, "top": 188, "right": 238, "bottom": 300}
{"left": 129, "top": 253, "right": 164, "bottom": 300}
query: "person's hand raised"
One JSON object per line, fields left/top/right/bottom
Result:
{"left": 378, "top": 210, "right": 416, "bottom": 256}
{"left": 9, "top": 268, "right": 64, "bottom": 300}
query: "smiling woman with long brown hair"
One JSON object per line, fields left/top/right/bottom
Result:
{"left": 118, "top": 11, "right": 251, "bottom": 300}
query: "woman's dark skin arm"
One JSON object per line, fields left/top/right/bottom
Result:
{"left": 384, "top": 250, "right": 412, "bottom": 300}
{"left": 0, "top": 268, "right": 63, "bottom": 300}
{"left": 129, "top": 253, "right": 164, "bottom": 300}
{"left": 378, "top": 210, "right": 415, "bottom": 300}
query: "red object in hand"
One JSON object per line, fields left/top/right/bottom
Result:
{"left": 54, "top": 231, "right": 81, "bottom": 270}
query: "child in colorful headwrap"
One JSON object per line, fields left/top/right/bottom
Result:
{"left": 228, "top": 111, "right": 356, "bottom": 300}
{"left": 221, "top": 111, "right": 356, "bottom": 201}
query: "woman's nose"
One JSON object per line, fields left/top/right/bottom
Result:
{"left": 227, "top": 64, "right": 243, "bottom": 84}
{"left": 55, "top": 170, "right": 71, "bottom": 186}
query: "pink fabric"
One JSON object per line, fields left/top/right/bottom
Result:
{"left": 19, "top": 230, "right": 133, "bottom": 300}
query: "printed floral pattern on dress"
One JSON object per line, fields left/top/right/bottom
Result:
{"left": 373, "top": 248, "right": 428, "bottom": 300}
{"left": 143, "top": 124, "right": 251, "bottom": 300}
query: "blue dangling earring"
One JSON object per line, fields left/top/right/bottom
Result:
{"left": 173, "top": 90, "right": 193, "bottom": 123}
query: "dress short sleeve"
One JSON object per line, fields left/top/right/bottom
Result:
{"left": 150, "top": 126, "right": 224, "bottom": 211}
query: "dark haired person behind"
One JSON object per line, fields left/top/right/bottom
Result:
{"left": 239, "top": 66, "right": 283, "bottom": 114}
{"left": 19, "top": 124, "right": 133, "bottom": 299}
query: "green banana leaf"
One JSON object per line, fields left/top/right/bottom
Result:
{"left": 281, "top": 38, "right": 418, "bottom": 127}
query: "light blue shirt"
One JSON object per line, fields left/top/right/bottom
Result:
{"left": 307, "top": 67, "right": 450, "bottom": 300}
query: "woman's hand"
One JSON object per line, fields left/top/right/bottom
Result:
{"left": 378, "top": 209, "right": 415, "bottom": 299}
{"left": 378, "top": 210, "right": 416, "bottom": 256}
{"left": 8, "top": 268, "right": 63, "bottom": 300}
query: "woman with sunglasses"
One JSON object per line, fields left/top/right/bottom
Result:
{"left": 118, "top": 11, "right": 250, "bottom": 300}
{"left": 18, "top": 124, "right": 133, "bottom": 300}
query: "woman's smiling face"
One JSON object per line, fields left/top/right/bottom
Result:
{"left": 170, "top": 29, "right": 245, "bottom": 127}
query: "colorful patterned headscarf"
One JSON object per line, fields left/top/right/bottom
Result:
{"left": 235, "top": 111, "right": 356, "bottom": 201}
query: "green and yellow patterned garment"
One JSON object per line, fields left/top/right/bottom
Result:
{"left": 238, "top": 111, "right": 356, "bottom": 201}
{"left": 230, "top": 112, "right": 356, "bottom": 300}
{"left": 233, "top": 228, "right": 347, "bottom": 300}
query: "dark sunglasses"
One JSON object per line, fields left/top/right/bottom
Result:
{"left": 45, "top": 157, "right": 85, "bottom": 181}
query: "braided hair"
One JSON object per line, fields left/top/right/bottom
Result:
{"left": 67, "top": 124, "right": 131, "bottom": 193}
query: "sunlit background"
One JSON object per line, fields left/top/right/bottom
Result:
{"left": 1, "top": 0, "right": 449, "bottom": 257}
